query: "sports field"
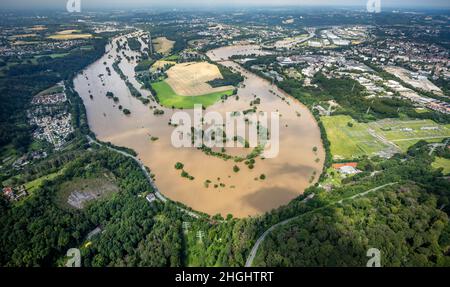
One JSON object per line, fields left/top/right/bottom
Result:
{"left": 152, "top": 81, "right": 234, "bottom": 109}
{"left": 368, "top": 119, "right": 450, "bottom": 152}
{"left": 321, "top": 115, "right": 389, "bottom": 159}
{"left": 322, "top": 115, "right": 450, "bottom": 159}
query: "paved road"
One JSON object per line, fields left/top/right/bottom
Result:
{"left": 245, "top": 182, "right": 398, "bottom": 267}
{"left": 86, "top": 135, "right": 200, "bottom": 219}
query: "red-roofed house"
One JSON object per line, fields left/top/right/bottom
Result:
{"left": 332, "top": 162, "right": 361, "bottom": 175}
{"left": 2, "top": 187, "right": 15, "bottom": 200}
{"left": 332, "top": 162, "right": 358, "bottom": 169}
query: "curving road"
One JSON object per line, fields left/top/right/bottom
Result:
{"left": 86, "top": 135, "right": 201, "bottom": 219}
{"left": 245, "top": 182, "right": 398, "bottom": 267}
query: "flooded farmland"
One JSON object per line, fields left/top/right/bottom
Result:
{"left": 73, "top": 34, "right": 325, "bottom": 218}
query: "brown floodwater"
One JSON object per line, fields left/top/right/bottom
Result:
{"left": 73, "top": 34, "right": 324, "bottom": 218}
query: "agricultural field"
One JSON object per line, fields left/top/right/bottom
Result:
{"left": 432, "top": 157, "right": 450, "bottom": 175}
{"left": 152, "top": 81, "right": 234, "bottom": 109}
{"left": 165, "top": 62, "right": 234, "bottom": 96}
{"left": 48, "top": 30, "right": 93, "bottom": 40}
{"left": 56, "top": 29, "right": 81, "bottom": 35}
{"left": 322, "top": 115, "right": 450, "bottom": 159}
{"left": 151, "top": 61, "right": 235, "bottom": 108}
{"left": 8, "top": 33, "right": 37, "bottom": 40}
{"left": 29, "top": 25, "right": 47, "bottom": 31}
{"left": 153, "top": 36, "right": 175, "bottom": 55}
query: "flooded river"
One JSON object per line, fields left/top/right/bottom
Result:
{"left": 73, "top": 34, "right": 324, "bottom": 217}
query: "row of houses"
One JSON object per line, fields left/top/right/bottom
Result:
{"left": 2, "top": 186, "right": 28, "bottom": 201}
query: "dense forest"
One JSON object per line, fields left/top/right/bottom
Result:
{"left": 0, "top": 148, "right": 180, "bottom": 266}
{"left": 253, "top": 142, "right": 450, "bottom": 267}
{"left": 255, "top": 183, "right": 450, "bottom": 267}
{"left": 208, "top": 63, "right": 244, "bottom": 88}
{"left": 0, "top": 145, "right": 259, "bottom": 267}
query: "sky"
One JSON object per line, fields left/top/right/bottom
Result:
{"left": 1, "top": 0, "right": 449, "bottom": 10}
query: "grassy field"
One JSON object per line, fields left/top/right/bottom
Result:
{"left": 432, "top": 157, "right": 450, "bottom": 175}
{"left": 153, "top": 37, "right": 175, "bottom": 55}
{"left": 321, "top": 115, "right": 389, "bottom": 159}
{"left": 150, "top": 60, "right": 176, "bottom": 72}
{"left": 322, "top": 115, "right": 450, "bottom": 159}
{"left": 36, "top": 53, "right": 69, "bottom": 59}
{"left": 321, "top": 167, "right": 343, "bottom": 187}
{"left": 152, "top": 81, "right": 234, "bottom": 109}
{"left": 163, "top": 54, "right": 180, "bottom": 61}
{"left": 0, "top": 144, "right": 19, "bottom": 166}
{"left": 24, "top": 169, "right": 66, "bottom": 194}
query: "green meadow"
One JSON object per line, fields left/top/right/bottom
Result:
{"left": 432, "top": 157, "right": 450, "bottom": 175}
{"left": 151, "top": 81, "right": 234, "bottom": 109}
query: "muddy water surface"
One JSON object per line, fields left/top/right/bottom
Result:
{"left": 74, "top": 35, "right": 324, "bottom": 217}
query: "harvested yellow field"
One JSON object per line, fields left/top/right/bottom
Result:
{"left": 151, "top": 60, "right": 176, "bottom": 72}
{"left": 48, "top": 34, "right": 93, "bottom": 40}
{"left": 165, "top": 62, "right": 234, "bottom": 96}
{"left": 29, "top": 25, "right": 47, "bottom": 31}
{"left": 56, "top": 29, "right": 81, "bottom": 35}
{"left": 153, "top": 37, "right": 175, "bottom": 55}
